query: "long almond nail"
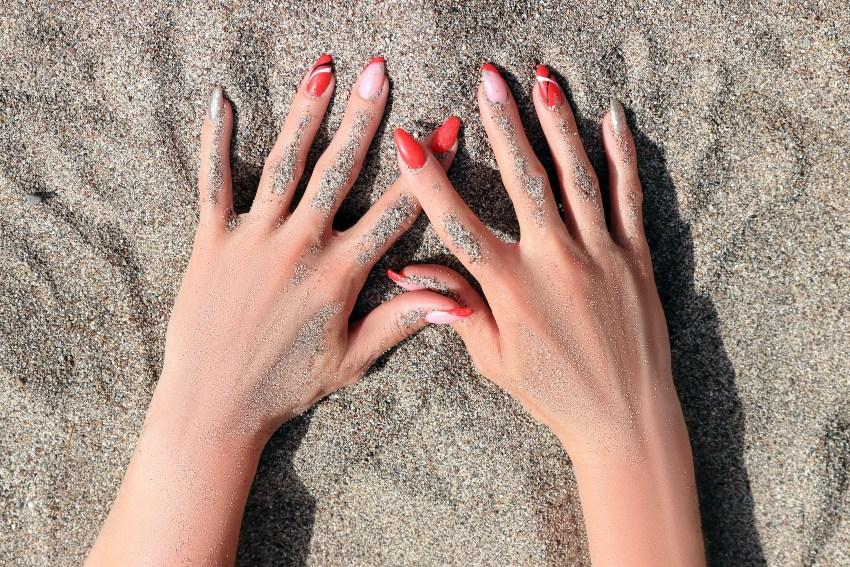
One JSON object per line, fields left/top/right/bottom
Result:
{"left": 208, "top": 86, "right": 224, "bottom": 122}
{"left": 425, "top": 306, "right": 473, "bottom": 325}
{"left": 387, "top": 269, "right": 427, "bottom": 291}
{"left": 430, "top": 115, "right": 462, "bottom": 154}
{"left": 481, "top": 63, "right": 507, "bottom": 104}
{"left": 610, "top": 97, "right": 629, "bottom": 135}
{"left": 394, "top": 128, "right": 426, "bottom": 170}
{"left": 535, "top": 65, "right": 563, "bottom": 107}
{"left": 358, "top": 56, "right": 386, "bottom": 100}
{"left": 305, "top": 54, "right": 333, "bottom": 97}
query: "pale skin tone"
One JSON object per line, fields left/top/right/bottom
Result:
{"left": 87, "top": 58, "right": 705, "bottom": 566}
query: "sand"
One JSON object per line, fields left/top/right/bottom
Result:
{"left": 1, "top": 1, "right": 848, "bottom": 565}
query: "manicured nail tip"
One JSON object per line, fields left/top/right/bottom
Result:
{"left": 394, "top": 128, "right": 427, "bottom": 170}
{"left": 481, "top": 63, "right": 508, "bottom": 104}
{"left": 367, "top": 55, "right": 385, "bottom": 66}
{"left": 610, "top": 97, "right": 628, "bottom": 135}
{"left": 386, "top": 269, "right": 405, "bottom": 283}
{"left": 535, "top": 64, "right": 563, "bottom": 107}
{"left": 208, "top": 86, "right": 224, "bottom": 122}
{"left": 358, "top": 56, "right": 386, "bottom": 99}
{"left": 430, "top": 115, "right": 462, "bottom": 154}
{"left": 425, "top": 306, "right": 474, "bottom": 325}
{"left": 306, "top": 54, "right": 334, "bottom": 97}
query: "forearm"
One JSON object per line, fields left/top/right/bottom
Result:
{"left": 564, "top": 398, "right": 705, "bottom": 566}
{"left": 86, "top": 385, "right": 267, "bottom": 566}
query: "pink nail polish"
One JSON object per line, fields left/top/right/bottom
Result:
{"left": 481, "top": 63, "right": 508, "bottom": 104}
{"left": 425, "top": 307, "right": 473, "bottom": 325}
{"left": 358, "top": 56, "right": 386, "bottom": 100}
{"left": 387, "top": 269, "right": 427, "bottom": 291}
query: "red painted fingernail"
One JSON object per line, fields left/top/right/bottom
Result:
{"left": 365, "top": 55, "right": 385, "bottom": 68}
{"left": 305, "top": 53, "right": 333, "bottom": 97}
{"left": 448, "top": 306, "right": 473, "bottom": 317}
{"left": 387, "top": 269, "right": 428, "bottom": 291}
{"left": 425, "top": 306, "right": 474, "bottom": 325}
{"left": 535, "top": 64, "right": 563, "bottom": 107}
{"left": 481, "top": 62, "right": 508, "bottom": 104}
{"left": 430, "top": 115, "right": 462, "bottom": 154}
{"left": 393, "top": 128, "right": 426, "bottom": 170}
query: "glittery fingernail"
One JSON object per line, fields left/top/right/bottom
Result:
{"left": 430, "top": 115, "right": 462, "bottom": 155}
{"left": 425, "top": 307, "right": 473, "bottom": 325}
{"left": 610, "top": 97, "right": 629, "bottom": 135}
{"left": 481, "top": 63, "right": 508, "bottom": 105}
{"left": 208, "top": 86, "right": 224, "bottom": 123}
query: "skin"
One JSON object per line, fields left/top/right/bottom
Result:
{"left": 85, "top": 60, "right": 462, "bottom": 566}
{"left": 87, "top": 61, "right": 706, "bottom": 566}
{"left": 393, "top": 70, "right": 706, "bottom": 565}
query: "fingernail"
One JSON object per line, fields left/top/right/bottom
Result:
{"left": 208, "top": 86, "right": 224, "bottom": 122}
{"left": 393, "top": 128, "right": 426, "bottom": 170}
{"left": 610, "top": 97, "right": 629, "bottom": 135}
{"left": 535, "top": 65, "right": 563, "bottom": 107}
{"left": 387, "top": 269, "right": 427, "bottom": 291}
{"left": 358, "top": 56, "right": 386, "bottom": 100}
{"left": 430, "top": 115, "right": 462, "bottom": 154}
{"left": 305, "top": 54, "right": 334, "bottom": 97}
{"left": 425, "top": 306, "right": 474, "bottom": 325}
{"left": 481, "top": 63, "right": 508, "bottom": 105}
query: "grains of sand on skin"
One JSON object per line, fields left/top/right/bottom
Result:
{"left": 356, "top": 194, "right": 416, "bottom": 266}
{"left": 494, "top": 114, "right": 546, "bottom": 225}
{"left": 311, "top": 111, "right": 371, "bottom": 213}
{"left": 443, "top": 212, "right": 483, "bottom": 263}
{"left": 270, "top": 113, "right": 313, "bottom": 196}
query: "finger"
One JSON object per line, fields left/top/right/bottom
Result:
{"left": 343, "top": 289, "right": 473, "bottom": 381}
{"left": 478, "top": 63, "right": 560, "bottom": 235}
{"left": 291, "top": 56, "right": 389, "bottom": 234}
{"left": 385, "top": 263, "right": 501, "bottom": 375}
{"left": 602, "top": 98, "right": 648, "bottom": 255}
{"left": 252, "top": 54, "right": 335, "bottom": 226}
{"left": 334, "top": 116, "right": 461, "bottom": 269}
{"left": 198, "top": 86, "right": 234, "bottom": 231}
{"left": 393, "top": 128, "right": 509, "bottom": 280}
{"left": 532, "top": 65, "right": 606, "bottom": 242}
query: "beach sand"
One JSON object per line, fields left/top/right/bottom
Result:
{"left": 1, "top": 1, "right": 848, "bottom": 565}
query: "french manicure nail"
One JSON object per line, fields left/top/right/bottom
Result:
{"left": 305, "top": 54, "right": 334, "bottom": 97}
{"left": 394, "top": 128, "right": 426, "bottom": 170}
{"left": 208, "top": 86, "right": 224, "bottom": 122}
{"left": 430, "top": 115, "right": 462, "bottom": 154}
{"left": 610, "top": 97, "right": 629, "bottom": 135}
{"left": 481, "top": 63, "right": 508, "bottom": 105}
{"left": 535, "top": 64, "right": 563, "bottom": 107}
{"left": 358, "top": 56, "right": 386, "bottom": 100}
{"left": 387, "top": 269, "right": 427, "bottom": 291}
{"left": 425, "top": 306, "right": 474, "bottom": 325}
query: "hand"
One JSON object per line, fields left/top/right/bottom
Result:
{"left": 153, "top": 55, "right": 466, "bottom": 443}
{"left": 87, "top": 54, "right": 467, "bottom": 566}
{"left": 392, "top": 64, "right": 674, "bottom": 458}
{"left": 393, "top": 63, "right": 704, "bottom": 566}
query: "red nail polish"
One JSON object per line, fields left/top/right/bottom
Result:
{"left": 387, "top": 269, "right": 405, "bottom": 283}
{"left": 447, "top": 306, "right": 474, "bottom": 317}
{"left": 430, "top": 115, "right": 462, "bottom": 154}
{"left": 535, "top": 64, "right": 563, "bottom": 107}
{"left": 306, "top": 54, "right": 333, "bottom": 97}
{"left": 394, "top": 128, "right": 426, "bottom": 169}
{"left": 481, "top": 62, "right": 501, "bottom": 75}
{"left": 365, "top": 55, "right": 385, "bottom": 68}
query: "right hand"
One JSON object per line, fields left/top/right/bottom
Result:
{"left": 391, "top": 63, "right": 683, "bottom": 459}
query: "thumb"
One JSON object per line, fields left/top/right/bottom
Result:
{"left": 343, "top": 290, "right": 472, "bottom": 378}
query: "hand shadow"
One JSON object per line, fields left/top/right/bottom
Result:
{"left": 236, "top": 413, "right": 316, "bottom": 567}
{"left": 634, "top": 129, "right": 767, "bottom": 566}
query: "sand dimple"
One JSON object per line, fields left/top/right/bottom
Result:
{"left": 269, "top": 113, "right": 313, "bottom": 196}
{"left": 443, "top": 212, "right": 483, "bottom": 264}
{"left": 311, "top": 111, "right": 371, "bottom": 214}
{"left": 356, "top": 193, "right": 415, "bottom": 265}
